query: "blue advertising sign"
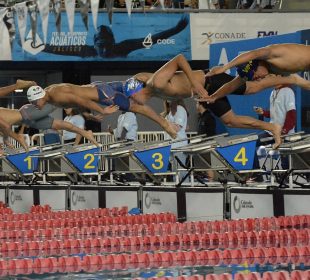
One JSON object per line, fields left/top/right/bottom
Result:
{"left": 13, "top": 13, "right": 190, "bottom": 61}
{"left": 216, "top": 140, "right": 256, "bottom": 171}
{"left": 6, "top": 149, "right": 40, "bottom": 174}
{"left": 134, "top": 145, "right": 171, "bottom": 173}
{"left": 64, "top": 148, "right": 100, "bottom": 173}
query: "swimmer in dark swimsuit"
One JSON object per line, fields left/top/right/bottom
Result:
{"left": 42, "top": 16, "right": 189, "bottom": 58}
{"left": 203, "top": 43, "right": 310, "bottom": 103}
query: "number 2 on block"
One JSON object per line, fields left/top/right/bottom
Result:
{"left": 84, "top": 153, "right": 95, "bottom": 169}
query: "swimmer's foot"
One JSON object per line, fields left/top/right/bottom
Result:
{"left": 272, "top": 123, "right": 282, "bottom": 149}
{"left": 164, "top": 121, "right": 177, "bottom": 139}
{"left": 16, "top": 134, "right": 29, "bottom": 153}
{"left": 86, "top": 130, "right": 100, "bottom": 147}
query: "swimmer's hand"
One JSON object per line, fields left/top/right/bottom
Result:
{"left": 103, "top": 105, "right": 119, "bottom": 115}
{"left": 195, "top": 95, "right": 216, "bottom": 104}
{"left": 191, "top": 81, "right": 209, "bottom": 99}
{"left": 84, "top": 112, "right": 104, "bottom": 122}
{"left": 291, "top": 74, "right": 310, "bottom": 90}
{"left": 16, "top": 79, "right": 37, "bottom": 89}
{"left": 206, "top": 66, "right": 226, "bottom": 77}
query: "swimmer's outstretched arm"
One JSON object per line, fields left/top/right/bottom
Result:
{"left": 0, "top": 80, "right": 36, "bottom": 97}
{"left": 246, "top": 74, "right": 310, "bottom": 93}
{"left": 290, "top": 74, "right": 310, "bottom": 91}
{"left": 198, "top": 76, "right": 245, "bottom": 103}
{"left": 207, "top": 46, "right": 272, "bottom": 77}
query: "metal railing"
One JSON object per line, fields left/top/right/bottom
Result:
{"left": 17, "top": 131, "right": 196, "bottom": 148}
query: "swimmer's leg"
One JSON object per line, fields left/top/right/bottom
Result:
{"left": 52, "top": 120, "right": 99, "bottom": 147}
{"left": 220, "top": 110, "right": 282, "bottom": 149}
{"left": 130, "top": 102, "right": 177, "bottom": 139}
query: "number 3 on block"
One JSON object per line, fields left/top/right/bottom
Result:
{"left": 234, "top": 147, "right": 248, "bottom": 166}
{"left": 151, "top": 152, "right": 164, "bottom": 170}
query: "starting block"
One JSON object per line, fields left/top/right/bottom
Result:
{"left": 0, "top": 147, "right": 40, "bottom": 182}
{"left": 274, "top": 134, "right": 310, "bottom": 188}
{"left": 29, "top": 143, "right": 100, "bottom": 184}
{"left": 98, "top": 140, "right": 173, "bottom": 185}
{"left": 174, "top": 133, "right": 263, "bottom": 186}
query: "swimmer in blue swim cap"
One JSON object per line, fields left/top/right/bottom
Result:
{"left": 236, "top": 60, "right": 259, "bottom": 81}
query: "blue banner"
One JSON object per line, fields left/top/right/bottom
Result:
{"left": 216, "top": 140, "right": 256, "bottom": 171}
{"left": 134, "top": 145, "right": 171, "bottom": 173}
{"left": 13, "top": 13, "right": 190, "bottom": 61}
{"left": 6, "top": 149, "right": 40, "bottom": 174}
{"left": 64, "top": 147, "right": 100, "bottom": 173}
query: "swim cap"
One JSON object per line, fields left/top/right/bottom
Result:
{"left": 124, "top": 78, "right": 144, "bottom": 98}
{"left": 236, "top": 60, "right": 259, "bottom": 81}
{"left": 27, "top": 86, "right": 46, "bottom": 102}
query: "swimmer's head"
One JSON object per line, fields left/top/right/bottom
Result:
{"left": 237, "top": 60, "right": 259, "bottom": 81}
{"left": 124, "top": 78, "right": 145, "bottom": 98}
{"left": 237, "top": 60, "right": 270, "bottom": 81}
{"left": 27, "top": 85, "right": 46, "bottom": 108}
